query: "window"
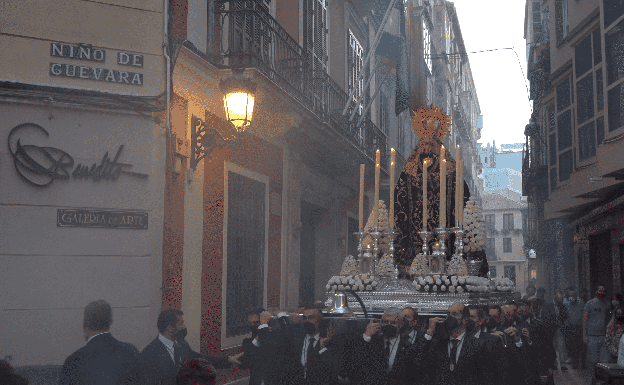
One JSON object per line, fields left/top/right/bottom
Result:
{"left": 486, "top": 238, "right": 496, "bottom": 260}
{"left": 424, "top": 20, "right": 432, "bottom": 74}
{"left": 548, "top": 105, "right": 556, "bottom": 132}
{"left": 575, "top": 34, "right": 593, "bottom": 78}
{"left": 558, "top": 110, "right": 573, "bottom": 150}
{"left": 533, "top": 2, "right": 542, "bottom": 40}
{"left": 594, "top": 28, "right": 602, "bottom": 66}
{"left": 577, "top": 75, "right": 595, "bottom": 124}
{"left": 557, "top": 0, "right": 569, "bottom": 41}
{"left": 503, "top": 238, "right": 512, "bottom": 253}
{"left": 531, "top": 269, "right": 537, "bottom": 280}
{"left": 225, "top": 167, "right": 267, "bottom": 343}
{"left": 605, "top": 19, "right": 624, "bottom": 86}
{"left": 485, "top": 214, "right": 496, "bottom": 231}
{"left": 490, "top": 266, "right": 497, "bottom": 277}
{"left": 550, "top": 167, "right": 558, "bottom": 192}
{"left": 559, "top": 149, "right": 574, "bottom": 181}
{"left": 398, "top": 113, "right": 405, "bottom": 156}
{"left": 604, "top": 0, "right": 624, "bottom": 29}
{"left": 579, "top": 121, "right": 597, "bottom": 161}
{"left": 505, "top": 265, "right": 517, "bottom": 285}
{"left": 597, "top": 69, "right": 604, "bottom": 112}
{"left": 348, "top": 29, "right": 364, "bottom": 110}
{"left": 503, "top": 214, "right": 514, "bottom": 230}
{"left": 380, "top": 92, "right": 389, "bottom": 137}
{"left": 608, "top": 84, "right": 624, "bottom": 132}
{"left": 557, "top": 78, "right": 571, "bottom": 113}
{"left": 549, "top": 133, "right": 558, "bottom": 166}
{"left": 597, "top": 116, "right": 605, "bottom": 145}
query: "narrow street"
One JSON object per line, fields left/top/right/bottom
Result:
{"left": 554, "top": 368, "right": 595, "bottom": 385}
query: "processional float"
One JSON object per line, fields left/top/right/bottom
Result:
{"left": 327, "top": 106, "right": 514, "bottom": 316}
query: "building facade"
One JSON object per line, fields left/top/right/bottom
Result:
{"left": 482, "top": 189, "right": 530, "bottom": 295}
{"left": 1, "top": 0, "right": 168, "bottom": 370}
{"left": 523, "top": 0, "right": 624, "bottom": 299}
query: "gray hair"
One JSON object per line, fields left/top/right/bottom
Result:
{"left": 83, "top": 300, "right": 112, "bottom": 331}
{"left": 384, "top": 307, "right": 402, "bottom": 317}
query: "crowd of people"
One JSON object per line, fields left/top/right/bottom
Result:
{"left": 2, "top": 286, "right": 624, "bottom": 385}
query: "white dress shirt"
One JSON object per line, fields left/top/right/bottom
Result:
{"left": 301, "top": 333, "right": 321, "bottom": 367}
{"left": 158, "top": 334, "right": 176, "bottom": 363}
{"left": 408, "top": 330, "right": 418, "bottom": 344}
{"left": 86, "top": 332, "right": 109, "bottom": 344}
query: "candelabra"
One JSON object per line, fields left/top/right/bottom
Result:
{"left": 452, "top": 226, "right": 464, "bottom": 258}
{"left": 387, "top": 228, "right": 397, "bottom": 260}
{"left": 436, "top": 227, "right": 449, "bottom": 256}
{"left": 419, "top": 230, "right": 432, "bottom": 256}
{"left": 355, "top": 231, "right": 366, "bottom": 261}
{"left": 370, "top": 227, "right": 382, "bottom": 276}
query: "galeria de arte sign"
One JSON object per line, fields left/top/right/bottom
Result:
{"left": 49, "top": 43, "right": 144, "bottom": 86}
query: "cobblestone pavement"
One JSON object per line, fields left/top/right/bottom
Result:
{"left": 554, "top": 367, "right": 594, "bottom": 385}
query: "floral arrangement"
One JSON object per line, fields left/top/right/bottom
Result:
{"left": 464, "top": 276, "right": 493, "bottom": 293}
{"left": 340, "top": 255, "right": 359, "bottom": 276}
{"left": 447, "top": 255, "right": 468, "bottom": 276}
{"left": 376, "top": 253, "right": 396, "bottom": 277}
{"left": 490, "top": 277, "right": 515, "bottom": 292}
{"left": 362, "top": 200, "right": 391, "bottom": 249}
{"left": 327, "top": 274, "right": 378, "bottom": 292}
{"left": 409, "top": 253, "right": 429, "bottom": 276}
{"left": 463, "top": 197, "right": 487, "bottom": 253}
{"left": 413, "top": 275, "right": 468, "bottom": 294}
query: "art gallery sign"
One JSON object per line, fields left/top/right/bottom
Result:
{"left": 48, "top": 42, "right": 144, "bottom": 86}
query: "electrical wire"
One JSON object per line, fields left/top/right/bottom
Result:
{"left": 426, "top": 47, "right": 533, "bottom": 113}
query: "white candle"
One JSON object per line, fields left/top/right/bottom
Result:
{"left": 440, "top": 158, "right": 446, "bottom": 228}
{"left": 359, "top": 164, "right": 365, "bottom": 231}
{"left": 390, "top": 149, "right": 396, "bottom": 231}
{"left": 423, "top": 159, "right": 429, "bottom": 231}
{"left": 374, "top": 150, "right": 380, "bottom": 228}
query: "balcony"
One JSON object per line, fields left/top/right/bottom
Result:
{"left": 207, "top": 0, "right": 387, "bottom": 166}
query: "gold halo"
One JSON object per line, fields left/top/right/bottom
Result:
{"left": 411, "top": 105, "right": 451, "bottom": 141}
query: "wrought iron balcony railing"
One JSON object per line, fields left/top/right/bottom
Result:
{"left": 209, "top": 0, "right": 386, "bottom": 165}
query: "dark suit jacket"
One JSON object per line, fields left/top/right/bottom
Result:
{"left": 349, "top": 333, "right": 418, "bottom": 385}
{"left": 59, "top": 333, "right": 140, "bottom": 385}
{"left": 138, "top": 337, "right": 230, "bottom": 385}
{"left": 430, "top": 333, "right": 487, "bottom": 385}
{"left": 475, "top": 331, "right": 506, "bottom": 385}
{"left": 522, "top": 318, "right": 556, "bottom": 378}
{"left": 241, "top": 328, "right": 284, "bottom": 385}
{"left": 273, "top": 325, "right": 333, "bottom": 385}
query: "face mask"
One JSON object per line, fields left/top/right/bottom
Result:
{"left": 486, "top": 318, "right": 498, "bottom": 330}
{"left": 570, "top": 297, "right": 577, "bottom": 304}
{"left": 597, "top": 291, "right": 607, "bottom": 300}
{"left": 303, "top": 321, "right": 317, "bottom": 336}
{"left": 502, "top": 319, "right": 514, "bottom": 328}
{"left": 381, "top": 324, "right": 398, "bottom": 339}
{"left": 441, "top": 316, "right": 460, "bottom": 335}
{"left": 613, "top": 300, "right": 620, "bottom": 307}
{"left": 617, "top": 314, "right": 624, "bottom": 322}
{"left": 465, "top": 319, "right": 476, "bottom": 333}
{"left": 175, "top": 328, "right": 188, "bottom": 341}
{"left": 249, "top": 323, "right": 259, "bottom": 337}
{"left": 399, "top": 320, "right": 411, "bottom": 335}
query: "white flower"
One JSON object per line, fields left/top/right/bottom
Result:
{"left": 441, "top": 285, "right": 447, "bottom": 291}
{"left": 424, "top": 285, "right": 430, "bottom": 291}
{"left": 449, "top": 286, "right": 456, "bottom": 293}
{"left": 457, "top": 287, "right": 464, "bottom": 294}
{"left": 432, "top": 285, "right": 438, "bottom": 291}
{"left": 366, "top": 285, "right": 373, "bottom": 291}
{"left": 415, "top": 284, "right": 421, "bottom": 290}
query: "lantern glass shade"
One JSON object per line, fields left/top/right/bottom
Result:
{"left": 223, "top": 91, "right": 254, "bottom": 132}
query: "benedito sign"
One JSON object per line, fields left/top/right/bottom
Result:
{"left": 57, "top": 209, "right": 148, "bottom": 229}
{"left": 7, "top": 123, "right": 149, "bottom": 187}
{"left": 49, "top": 43, "right": 144, "bottom": 86}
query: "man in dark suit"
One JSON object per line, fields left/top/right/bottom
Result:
{"left": 59, "top": 300, "right": 140, "bottom": 385}
{"left": 272, "top": 306, "right": 334, "bottom": 385}
{"left": 240, "top": 308, "right": 283, "bottom": 385}
{"left": 523, "top": 297, "right": 556, "bottom": 383}
{"left": 429, "top": 303, "right": 487, "bottom": 385}
{"left": 138, "top": 309, "right": 232, "bottom": 385}
{"left": 485, "top": 304, "right": 504, "bottom": 334}
{"left": 349, "top": 307, "right": 437, "bottom": 385}
{"left": 468, "top": 305, "right": 505, "bottom": 385}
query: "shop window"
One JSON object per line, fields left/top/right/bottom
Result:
{"left": 597, "top": 116, "right": 605, "bottom": 145}
{"left": 557, "top": 78, "right": 571, "bottom": 112}
{"left": 606, "top": 19, "right": 624, "bottom": 86}
{"left": 579, "top": 121, "right": 596, "bottom": 161}
{"left": 559, "top": 149, "right": 574, "bottom": 181}
{"left": 485, "top": 214, "right": 496, "bottom": 231}
{"left": 594, "top": 28, "right": 602, "bottom": 65}
{"left": 558, "top": 109, "right": 573, "bottom": 150}
{"left": 608, "top": 84, "right": 624, "bottom": 132}
{"left": 503, "top": 214, "right": 514, "bottom": 230}
{"left": 486, "top": 238, "right": 496, "bottom": 260}
{"left": 550, "top": 167, "right": 558, "bottom": 192}
{"left": 549, "top": 133, "right": 557, "bottom": 166}
{"left": 225, "top": 170, "right": 267, "bottom": 339}
{"left": 575, "top": 34, "right": 593, "bottom": 78}
{"left": 576, "top": 75, "right": 595, "bottom": 124}
{"left": 503, "top": 238, "right": 512, "bottom": 253}
{"left": 597, "top": 69, "right": 604, "bottom": 111}
{"left": 504, "top": 265, "right": 517, "bottom": 285}
{"left": 604, "top": 0, "right": 624, "bottom": 29}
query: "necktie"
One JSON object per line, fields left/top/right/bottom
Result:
{"left": 173, "top": 341, "right": 182, "bottom": 367}
{"left": 385, "top": 340, "right": 391, "bottom": 369}
{"left": 450, "top": 339, "right": 459, "bottom": 371}
{"left": 306, "top": 337, "right": 315, "bottom": 365}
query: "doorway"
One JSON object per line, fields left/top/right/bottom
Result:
{"left": 589, "top": 231, "right": 612, "bottom": 295}
{"left": 300, "top": 201, "right": 326, "bottom": 306}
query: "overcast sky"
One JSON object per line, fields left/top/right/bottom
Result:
{"left": 451, "top": 0, "right": 532, "bottom": 147}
